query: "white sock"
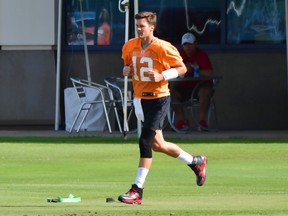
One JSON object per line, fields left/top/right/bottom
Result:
{"left": 135, "top": 167, "right": 149, "bottom": 188}
{"left": 177, "top": 150, "right": 193, "bottom": 164}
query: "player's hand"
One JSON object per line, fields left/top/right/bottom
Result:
{"left": 123, "top": 64, "right": 133, "bottom": 76}
{"left": 148, "top": 71, "right": 163, "bottom": 82}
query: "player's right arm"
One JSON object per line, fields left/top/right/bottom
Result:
{"left": 122, "top": 40, "right": 136, "bottom": 77}
{"left": 123, "top": 64, "right": 133, "bottom": 76}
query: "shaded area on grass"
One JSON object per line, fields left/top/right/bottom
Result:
{"left": 0, "top": 136, "right": 288, "bottom": 144}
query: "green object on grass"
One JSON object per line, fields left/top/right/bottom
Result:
{"left": 59, "top": 194, "right": 81, "bottom": 203}
{"left": 47, "top": 194, "right": 81, "bottom": 203}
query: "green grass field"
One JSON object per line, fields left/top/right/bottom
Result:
{"left": 0, "top": 137, "right": 287, "bottom": 216}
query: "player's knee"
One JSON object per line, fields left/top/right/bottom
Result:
{"left": 151, "top": 141, "right": 162, "bottom": 152}
{"left": 153, "top": 140, "right": 171, "bottom": 153}
{"left": 139, "top": 128, "right": 156, "bottom": 158}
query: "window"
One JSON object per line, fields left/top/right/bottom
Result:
{"left": 226, "top": 0, "right": 286, "bottom": 44}
{"left": 64, "top": 0, "right": 286, "bottom": 50}
{"left": 138, "top": 0, "right": 222, "bottom": 45}
{"left": 65, "top": 0, "right": 125, "bottom": 47}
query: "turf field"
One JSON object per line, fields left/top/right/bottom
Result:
{"left": 0, "top": 137, "right": 287, "bottom": 216}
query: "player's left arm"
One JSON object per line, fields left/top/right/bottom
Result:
{"left": 172, "top": 61, "right": 187, "bottom": 77}
{"left": 148, "top": 42, "right": 187, "bottom": 82}
{"left": 148, "top": 61, "right": 187, "bottom": 82}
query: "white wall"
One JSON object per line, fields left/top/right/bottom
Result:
{"left": 0, "top": 0, "right": 55, "bottom": 49}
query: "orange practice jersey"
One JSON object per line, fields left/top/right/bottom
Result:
{"left": 122, "top": 37, "right": 183, "bottom": 99}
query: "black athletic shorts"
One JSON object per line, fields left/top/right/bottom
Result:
{"left": 141, "top": 96, "right": 170, "bottom": 130}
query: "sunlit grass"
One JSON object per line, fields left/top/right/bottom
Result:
{"left": 0, "top": 137, "right": 287, "bottom": 215}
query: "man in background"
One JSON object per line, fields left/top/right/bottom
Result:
{"left": 172, "top": 32, "right": 213, "bottom": 131}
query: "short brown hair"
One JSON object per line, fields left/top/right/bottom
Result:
{"left": 135, "top": 11, "right": 157, "bottom": 28}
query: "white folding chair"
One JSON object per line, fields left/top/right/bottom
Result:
{"left": 104, "top": 77, "right": 137, "bottom": 133}
{"left": 69, "top": 77, "right": 112, "bottom": 133}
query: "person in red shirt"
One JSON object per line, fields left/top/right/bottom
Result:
{"left": 118, "top": 12, "right": 207, "bottom": 205}
{"left": 171, "top": 33, "right": 213, "bottom": 131}
{"left": 97, "top": 8, "right": 111, "bottom": 45}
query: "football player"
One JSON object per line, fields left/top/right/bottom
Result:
{"left": 118, "top": 11, "right": 207, "bottom": 205}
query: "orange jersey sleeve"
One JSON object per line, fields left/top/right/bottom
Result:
{"left": 122, "top": 38, "right": 183, "bottom": 99}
